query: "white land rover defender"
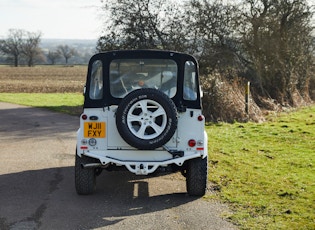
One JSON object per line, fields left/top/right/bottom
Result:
{"left": 76, "top": 50, "right": 208, "bottom": 196}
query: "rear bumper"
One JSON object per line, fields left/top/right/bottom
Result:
{"left": 77, "top": 149, "right": 206, "bottom": 175}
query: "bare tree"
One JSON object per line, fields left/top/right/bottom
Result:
{"left": 57, "top": 45, "right": 76, "bottom": 64}
{"left": 240, "top": 0, "right": 314, "bottom": 104}
{"left": 97, "top": 0, "right": 187, "bottom": 51}
{"left": 98, "top": 0, "right": 241, "bottom": 72}
{"left": 187, "top": 0, "right": 240, "bottom": 74}
{"left": 21, "top": 31, "right": 42, "bottom": 67}
{"left": 0, "top": 29, "right": 24, "bottom": 66}
{"left": 0, "top": 29, "right": 43, "bottom": 67}
{"left": 47, "top": 50, "right": 61, "bottom": 65}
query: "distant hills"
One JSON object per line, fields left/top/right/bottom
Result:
{"left": 40, "top": 38, "right": 97, "bottom": 49}
{"left": 40, "top": 39, "right": 97, "bottom": 65}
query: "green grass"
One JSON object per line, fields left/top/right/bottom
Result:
{"left": 206, "top": 106, "right": 315, "bottom": 229}
{"left": 0, "top": 93, "right": 83, "bottom": 116}
{"left": 0, "top": 93, "right": 314, "bottom": 229}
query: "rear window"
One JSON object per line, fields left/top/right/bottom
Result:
{"left": 109, "top": 59, "right": 177, "bottom": 98}
{"left": 89, "top": 60, "right": 103, "bottom": 100}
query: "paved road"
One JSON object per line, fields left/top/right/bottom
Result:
{"left": 0, "top": 102, "right": 237, "bottom": 230}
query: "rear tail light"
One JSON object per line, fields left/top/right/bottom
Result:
{"left": 188, "top": 139, "right": 196, "bottom": 147}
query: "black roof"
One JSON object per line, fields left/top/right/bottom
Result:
{"left": 84, "top": 50, "right": 202, "bottom": 110}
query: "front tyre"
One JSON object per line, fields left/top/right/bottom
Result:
{"left": 186, "top": 157, "right": 208, "bottom": 196}
{"left": 75, "top": 154, "right": 96, "bottom": 195}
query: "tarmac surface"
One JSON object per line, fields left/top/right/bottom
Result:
{"left": 0, "top": 102, "right": 237, "bottom": 230}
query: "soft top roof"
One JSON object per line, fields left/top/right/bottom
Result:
{"left": 84, "top": 50, "right": 201, "bottom": 109}
{"left": 89, "top": 49, "right": 198, "bottom": 65}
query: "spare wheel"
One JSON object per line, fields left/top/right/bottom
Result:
{"left": 115, "top": 88, "right": 177, "bottom": 150}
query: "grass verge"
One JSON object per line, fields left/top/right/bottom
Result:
{"left": 206, "top": 106, "right": 315, "bottom": 229}
{"left": 0, "top": 93, "right": 83, "bottom": 116}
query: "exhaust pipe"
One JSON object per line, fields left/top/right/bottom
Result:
{"left": 81, "top": 163, "right": 102, "bottom": 169}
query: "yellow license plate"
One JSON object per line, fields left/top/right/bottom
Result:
{"left": 84, "top": 122, "right": 106, "bottom": 138}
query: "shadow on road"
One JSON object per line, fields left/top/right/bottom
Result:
{"left": 0, "top": 104, "right": 78, "bottom": 141}
{"left": 0, "top": 167, "right": 198, "bottom": 229}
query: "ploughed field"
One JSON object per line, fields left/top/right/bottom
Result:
{"left": 0, "top": 65, "right": 87, "bottom": 93}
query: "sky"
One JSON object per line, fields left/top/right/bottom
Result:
{"left": 0, "top": 0, "right": 314, "bottom": 40}
{"left": 0, "top": 0, "right": 104, "bottom": 40}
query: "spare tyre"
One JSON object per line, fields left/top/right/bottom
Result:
{"left": 116, "top": 88, "right": 177, "bottom": 150}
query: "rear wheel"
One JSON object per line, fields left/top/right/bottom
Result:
{"left": 75, "top": 154, "right": 97, "bottom": 195}
{"left": 186, "top": 157, "right": 208, "bottom": 196}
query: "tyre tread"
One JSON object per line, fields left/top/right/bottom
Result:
{"left": 75, "top": 154, "right": 97, "bottom": 195}
{"left": 186, "top": 157, "right": 208, "bottom": 196}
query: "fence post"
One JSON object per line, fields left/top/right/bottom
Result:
{"left": 245, "top": 81, "right": 250, "bottom": 116}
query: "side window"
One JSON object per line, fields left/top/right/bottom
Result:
{"left": 183, "top": 61, "right": 197, "bottom": 101}
{"left": 89, "top": 60, "right": 103, "bottom": 100}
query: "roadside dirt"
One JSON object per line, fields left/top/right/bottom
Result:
{"left": 0, "top": 102, "right": 237, "bottom": 230}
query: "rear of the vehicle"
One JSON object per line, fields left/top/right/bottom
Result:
{"left": 75, "top": 50, "right": 208, "bottom": 196}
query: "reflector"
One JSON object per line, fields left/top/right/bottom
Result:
{"left": 82, "top": 114, "right": 88, "bottom": 120}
